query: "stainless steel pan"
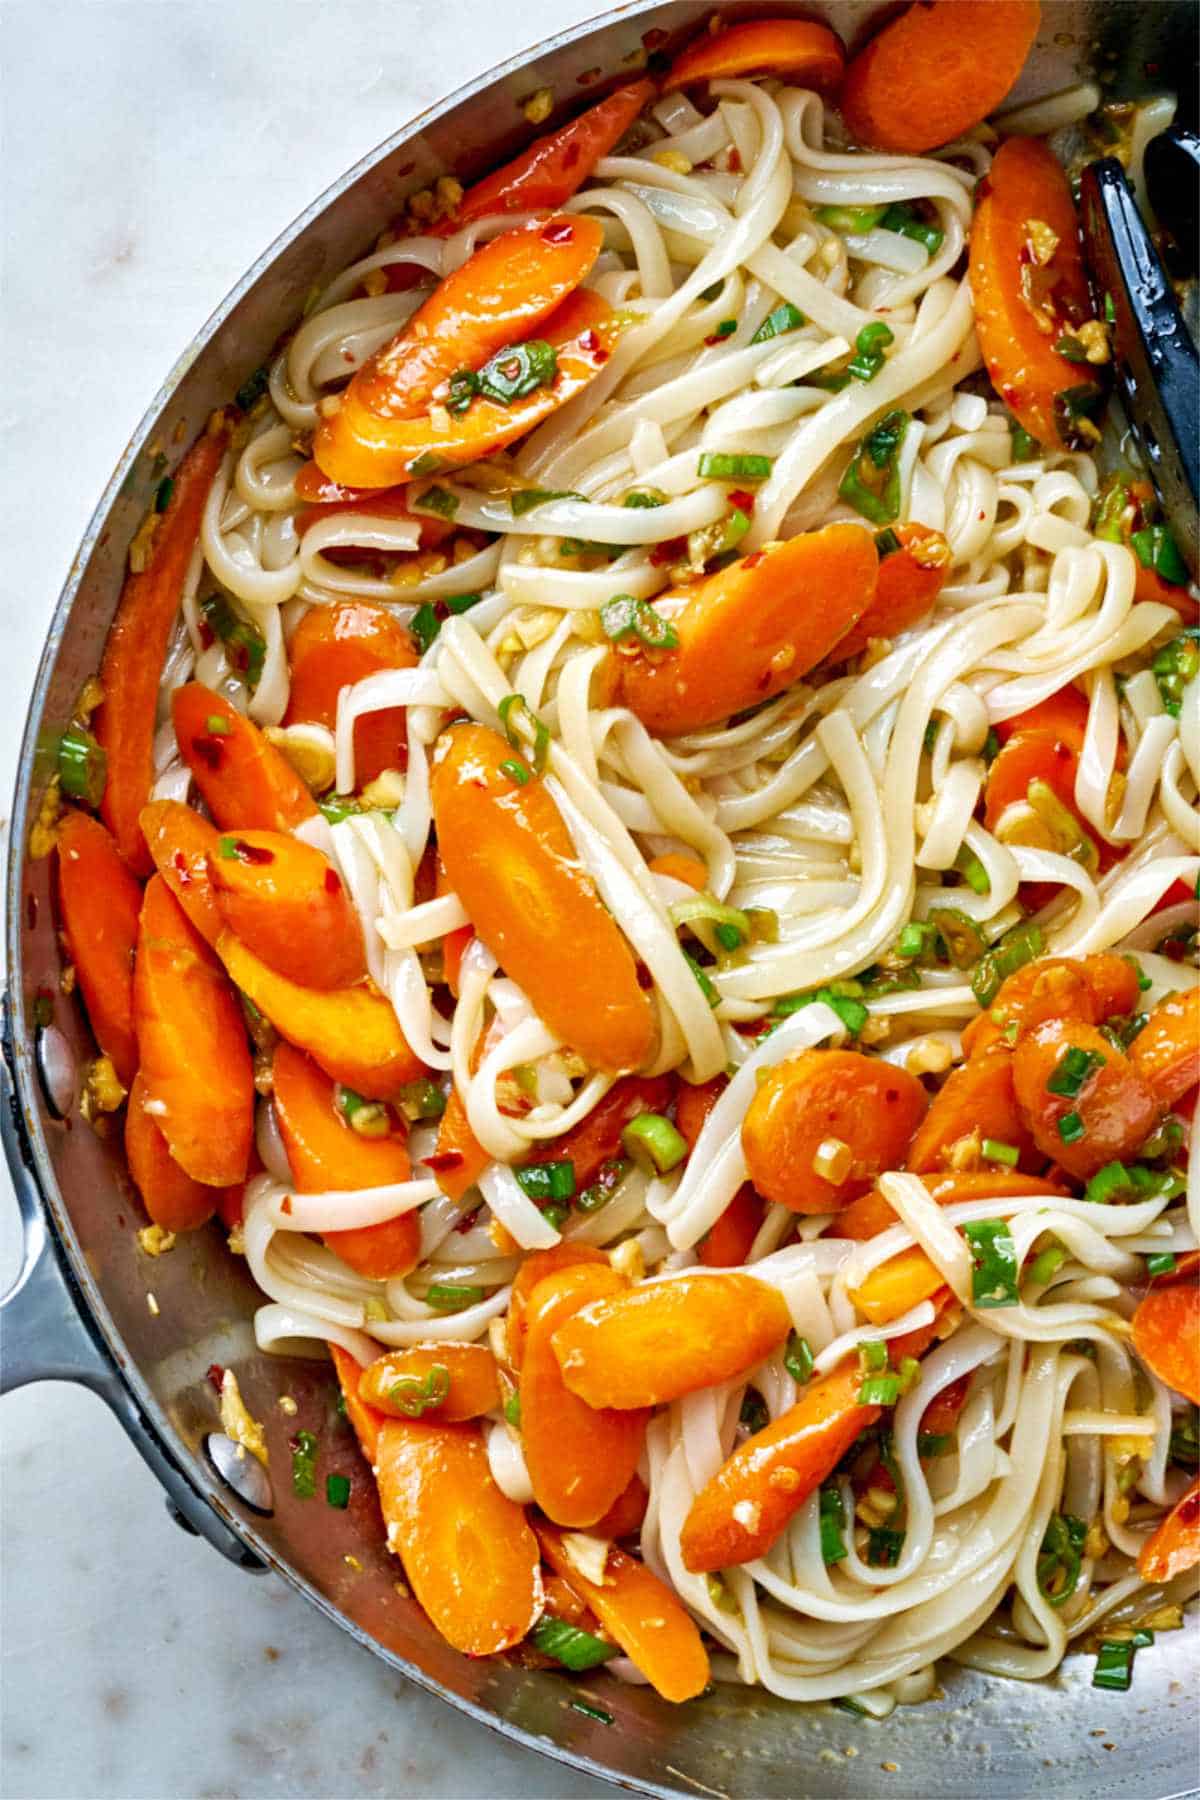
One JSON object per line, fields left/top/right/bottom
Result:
{"left": 4, "top": 6, "right": 1198, "bottom": 1794}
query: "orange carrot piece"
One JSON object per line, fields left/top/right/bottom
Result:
{"left": 434, "top": 854, "right": 473, "bottom": 998}
{"left": 611, "top": 525, "right": 878, "bottom": 735}
{"left": 133, "top": 876, "right": 254, "bottom": 1185}
{"left": 536, "top": 1522, "right": 710, "bottom": 1702}
{"left": 647, "top": 852, "right": 709, "bottom": 891}
{"left": 961, "top": 952, "right": 1141, "bottom": 1056}
{"left": 1128, "top": 988, "right": 1200, "bottom": 1108}
{"left": 592, "top": 1473, "right": 649, "bottom": 1541}
{"left": 95, "top": 425, "right": 229, "bottom": 873}
{"left": 284, "top": 599, "right": 417, "bottom": 787}
{"left": 433, "top": 81, "right": 654, "bottom": 232}
{"left": 849, "top": 1245, "right": 946, "bottom": 1326}
{"left": 124, "top": 1072, "right": 217, "bottom": 1231}
{"left": 1013, "top": 1018, "right": 1162, "bottom": 1179}
{"left": 554, "top": 1272, "right": 792, "bottom": 1409}
{"left": 541, "top": 1570, "right": 591, "bottom": 1627}
{"left": 742, "top": 1048, "right": 928, "bottom": 1213}
{"left": 983, "top": 728, "right": 1087, "bottom": 836}
{"left": 376, "top": 1416, "right": 542, "bottom": 1656}
{"left": 431, "top": 723, "right": 655, "bottom": 1073}
{"left": 832, "top": 524, "right": 951, "bottom": 661}
{"left": 523, "top": 1073, "right": 675, "bottom": 1188}
{"left": 906, "top": 1047, "right": 1038, "bottom": 1173}
{"left": 329, "top": 1342, "right": 386, "bottom": 1465}
{"left": 520, "top": 1263, "right": 647, "bottom": 1528}
{"left": 271, "top": 1040, "right": 420, "bottom": 1279}
{"left": 208, "top": 829, "right": 366, "bottom": 989}
{"left": 993, "top": 685, "right": 1090, "bottom": 750}
{"left": 139, "top": 800, "right": 224, "bottom": 946}
{"left": 1131, "top": 1278, "right": 1200, "bottom": 1404}
{"left": 172, "top": 684, "right": 316, "bottom": 833}
{"left": 1137, "top": 1478, "right": 1200, "bottom": 1584}
{"left": 840, "top": 1, "right": 1040, "bottom": 154}
{"left": 675, "top": 1074, "right": 727, "bottom": 1150}
{"left": 359, "top": 1343, "right": 500, "bottom": 1421}
{"left": 698, "top": 1184, "right": 765, "bottom": 1268}
{"left": 217, "top": 931, "right": 424, "bottom": 1099}
{"left": 664, "top": 18, "right": 843, "bottom": 92}
{"left": 55, "top": 809, "right": 142, "bottom": 1087}
{"left": 968, "top": 134, "right": 1100, "bottom": 451}
{"left": 427, "top": 1082, "right": 490, "bottom": 1202}
{"left": 836, "top": 1169, "right": 1065, "bottom": 1243}
{"left": 505, "top": 1242, "right": 608, "bottom": 1369}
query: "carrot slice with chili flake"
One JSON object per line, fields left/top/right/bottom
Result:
{"left": 56, "top": 809, "right": 143, "bottom": 1088}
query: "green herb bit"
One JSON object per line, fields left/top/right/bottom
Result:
{"left": 739, "top": 1390, "right": 769, "bottom": 1434}
{"left": 1008, "top": 416, "right": 1040, "bottom": 462}
{"left": 424, "top": 1283, "right": 485, "bottom": 1312}
{"left": 897, "top": 920, "right": 935, "bottom": 960}
{"left": 806, "top": 368, "right": 852, "bottom": 392}
{"left": 235, "top": 364, "right": 270, "bottom": 412}
{"left": 205, "top": 714, "right": 232, "bottom": 736}
{"left": 532, "top": 1616, "right": 617, "bottom": 1672}
{"left": 983, "top": 728, "right": 1001, "bottom": 764}
{"left": 954, "top": 846, "right": 991, "bottom": 895}
{"left": 750, "top": 301, "right": 805, "bottom": 344}
{"left": 819, "top": 1484, "right": 848, "bottom": 1564}
{"left": 1146, "top": 1252, "right": 1178, "bottom": 1277}
{"left": 710, "top": 319, "right": 738, "bottom": 339}
{"left": 1132, "top": 524, "right": 1189, "bottom": 586}
{"left": 478, "top": 338, "right": 557, "bottom": 405}
{"left": 1028, "top": 1240, "right": 1066, "bottom": 1286}
{"left": 866, "top": 1525, "right": 904, "bottom": 1568}
{"left": 291, "top": 1429, "right": 319, "bottom": 1499}
{"left": 1084, "top": 1160, "right": 1134, "bottom": 1204}
{"left": 683, "top": 949, "right": 720, "bottom": 1009}
{"left": 1058, "top": 1110, "right": 1086, "bottom": 1144}
{"left": 499, "top": 757, "right": 531, "bottom": 785}
{"left": 318, "top": 796, "right": 362, "bottom": 824}
{"left": 622, "top": 488, "right": 667, "bottom": 509}
{"left": 874, "top": 526, "right": 902, "bottom": 559}
{"left": 155, "top": 475, "right": 175, "bottom": 513}
{"left": 1169, "top": 1406, "right": 1199, "bottom": 1468}
{"left": 859, "top": 1339, "right": 889, "bottom": 1373}
{"left": 699, "top": 279, "right": 725, "bottom": 302}
{"left": 1046, "top": 1044, "right": 1105, "bottom": 1099}
{"left": 395, "top": 1078, "right": 447, "bottom": 1123}
{"left": 981, "top": 1137, "right": 1020, "bottom": 1168}
{"left": 600, "top": 594, "right": 679, "bottom": 650}
{"left": 971, "top": 922, "right": 1043, "bottom": 1007}
{"left": 504, "top": 1390, "right": 522, "bottom": 1428}
{"left": 963, "top": 1218, "right": 1019, "bottom": 1308}
{"left": 577, "top": 1158, "right": 627, "bottom": 1213}
{"left": 216, "top": 835, "right": 239, "bottom": 860}
{"left": 201, "top": 593, "right": 267, "bottom": 689}
{"left": 1092, "top": 1639, "right": 1136, "bottom": 1691}
{"left": 928, "top": 907, "right": 987, "bottom": 970}
{"left": 1053, "top": 382, "right": 1105, "bottom": 451}
{"left": 1151, "top": 630, "right": 1200, "bottom": 718}
{"left": 621, "top": 1112, "right": 688, "bottom": 1175}
{"left": 1053, "top": 333, "right": 1089, "bottom": 363}
{"left": 510, "top": 485, "right": 586, "bottom": 517}
{"left": 879, "top": 202, "right": 945, "bottom": 255}
{"left": 917, "top": 1432, "right": 952, "bottom": 1458}
{"left": 570, "top": 1700, "right": 614, "bottom": 1725}
{"left": 847, "top": 321, "right": 895, "bottom": 383}
{"left": 515, "top": 1160, "right": 576, "bottom": 1201}
{"left": 1037, "top": 1511, "right": 1086, "bottom": 1606}
{"left": 445, "top": 367, "right": 481, "bottom": 415}
{"left": 772, "top": 984, "right": 868, "bottom": 1037}
{"left": 325, "top": 1473, "right": 351, "bottom": 1509}
{"left": 838, "top": 410, "right": 910, "bottom": 525}
{"left": 497, "top": 692, "right": 551, "bottom": 771}
{"left": 56, "top": 725, "right": 107, "bottom": 808}
{"left": 784, "top": 1333, "right": 814, "bottom": 1383}
{"left": 407, "top": 452, "right": 446, "bottom": 477}
{"left": 697, "top": 451, "right": 773, "bottom": 481}
{"left": 413, "top": 484, "right": 459, "bottom": 520}
{"left": 814, "top": 203, "right": 886, "bottom": 232}
{"left": 858, "top": 1372, "right": 901, "bottom": 1406}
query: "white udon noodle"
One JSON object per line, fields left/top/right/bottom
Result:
{"left": 155, "top": 75, "right": 1199, "bottom": 1705}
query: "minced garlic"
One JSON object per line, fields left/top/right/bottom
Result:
{"left": 359, "top": 768, "right": 406, "bottom": 808}
{"left": 219, "top": 1368, "right": 268, "bottom": 1466}
{"left": 127, "top": 510, "right": 161, "bottom": 574}
{"left": 560, "top": 1531, "right": 611, "bottom": 1587}
{"left": 264, "top": 723, "right": 336, "bottom": 793}
{"left": 28, "top": 776, "right": 63, "bottom": 859}
{"left": 80, "top": 1055, "right": 127, "bottom": 1123}
{"left": 522, "top": 87, "right": 554, "bottom": 125}
{"left": 137, "top": 1224, "right": 176, "bottom": 1258}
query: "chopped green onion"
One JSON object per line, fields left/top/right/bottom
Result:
{"left": 838, "top": 410, "right": 910, "bottom": 526}
{"left": 858, "top": 1373, "right": 901, "bottom": 1406}
{"left": 205, "top": 714, "right": 231, "bottom": 736}
{"left": 600, "top": 593, "right": 679, "bottom": 650}
{"left": 832, "top": 1697, "right": 870, "bottom": 1717}
{"left": 1009, "top": 418, "right": 1040, "bottom": 461}
{"left": 1131, "top": 524, "right": 1189, "bottom": 585}
{"left": 1037, "top": 1511, "right": 1086, "bottom": 1606}
{"left": 291, "top": 1429, "right": 318, "bottom": 1499}
{"left": 504, "top": 1390, "right": 522, "bottom": 1428}
{"left": 859, "top": 1339, "right": 889, "bottom": 1373}
{"left": 963, "top": 1219, "right": 1019, "bottom": 1308}
{"left": 515, "top": 1160, "right": 576, "bottom": 1201}
{"left": 699, "top": 280, "right": 725, "bottom": 302}
{"left": 1169, "top": 1406, "right": 1199, "bottom": 1467}
{"left": 408, "top": 452, "right": 446, "bottom": 477}
{"left": 751, "top": 301, "right": 805, "bottom": 343}
{"left": 1053, "top": 382, "right": 1105, "bottom": 451}
{"left": 445, "top": 367, "right": 480, "bottom": 414}
{"left": 896, "top": 1356, "right": 921, "bottom": 1396}
{"left": 413, "top": 484, "right": 459, "bottom": 520}
{"left": 686, "top": 506, "right": 752, "bottom": 572}
{"left": 622, "top": 488, "right": 667, "bottom": 509}
{"left": 447, "top": 591, "right": 484, "bottom": 616}
{"left": 621, "top": 1112, "right": 688, "bottom": 1175}
{"left": 683, "top": 950, "right": 721, "bottom": 1009}
{"left": 874, "top": 526, "right": 902, "bottom": 559}
{"left": 866, "top": 1526, "right": 904, "bottom": 1568}
{"left": 1053, "top": 333, "right": 1089, "bottom": 363}
{"left": 1028, "top": 1241, "right": 1066, "bottom": 1286}
{"left": 424, "top": 1283, "right": 485, "bottom": 1312}
{"left": 954, "top": 846, "right": 991, "bottom": 895}
{"left": 710, "top": 319, "right": 737, "bottom": 339}
{"left": 1047, "top": 1045, "right": 1106, "bottom": 1099}
{"left": 740, "top": 1390, "right": 769, "bottom": 1433}
{"left": 510, "top": 485, "right": 586, "bottom": 517}
{"left": 497, "top": 692, "right": 550, "bottom": 772}
{"left": 670, "top": 893, "right": 751, "bottom": 952}
{"left": 1092, "top": 1639, "right": 1135, "bottom": 1691}
{"left": 806, "top": 368, "right": 852, "bottom": 392}
{"left": 56, "top": 725, "right": 107, "bottom": 808}
{"left": 318, "top": 796, "right": 361, "bottom": 824}
{"left": 981, "top": 1138, "right": 1019, "bottom": 1168}
{"left": 697, "top": 451, "right": 773, "bottom": 481}
{"left": 499, "top": 757, "right": 531, "bottom": 785}
{"left": 531, "top": 1617, "right": 617, "bottom": 1671}
{"left": 1139, "top": 1114, "right": 1185, "bottom": 1162}
{"left": 325, "top": 1473, "right": 351, "bottom": 1508}
{"left": 847, "top": 321, "right": 895, "bottom": 383}
{"left": 201, "top": 594, "right": 267, "bottom": 689}
{"left": 784, "top": 1333, "right": 814, "bottom": 1383}
{"left": 1084, "top": 1160, "right": 1134, "bottom": 1204}
{"left": 1152, "top": 630, "right": 1200, "bottom": 718}
{"left": 917, "top": 1432, "right": 952, "bottom": 1458}
{"left": 1058, "top": 1110, "right": 1085, "bottom": 1144}
{"left": 395, "top": 1079, "right": 446, "bottom": 1122}
{"left": 570, "top": 1701, "right": 614, "bottom": 1725}
{"left": 772, "top": 984, "right": 869, "bottom": 1037}
{"left": 410, "top": 603, "right": 441, "bottom": 655}
{"left": 216, "top": 835, "right": 239, "bottom": 860}
{"left": 897, "top": 920, "right": 936, "bottom": 960}
{"left": 929, "top": 907, "right": 988, "bottom": 970}
{"left": 814, "top": 203, "right": 886, "bottom": 232}
{"left": 983, "top": 728, "right": 1001, "bottom": 763}
{"left": 879, "top": 202, "right": 945, "bottom": 256}
{"left": 155, "top": 475, "right": 175, "bottom": 513}
{"left": 541, "top": 1203, "right": 569, "bottom": 1231}
{"left": 971, "top": 922, "right": 1043, "bottom": 1007}
{"left": 479, "top": 339, "right": 557, "bottom": 405}
{"left": 235, "top": 365, "right": 270, "bottom": 412}
{"left": 577, "top": 1158, "right": 627, "bottom": 1213}
{"left": 819, "top": 1484, "right": 848, "bottom": 1564}
{"left": 1146, "top": 1251, "right": 1178, "bottom": 1277}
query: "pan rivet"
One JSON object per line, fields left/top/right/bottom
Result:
{"left": 203, "top": 1432, "right": 275, "bottom": 1515}
{"left": 35, "top": 1024, "right": 76, "bottom": 1120}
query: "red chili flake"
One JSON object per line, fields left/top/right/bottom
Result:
{"left": 542, "top": 219, "right": 575, "bottom": 244}
{"left": 742, "top": 551, "right": 766, "bottom": 570}
{"left": 281, "top": 1195, "right": 293, "bottom": 1214}
{"left": 579, "top": 329, "right": 600, "bottom": 354}
{"left": 171, "top": 851, "right": 192, "bottom": 886}
{"left": 207, "top": 1363, "right": 225, "bottom": 1393}
{"left": 424, "top": 1150, "right": 465, "bottom": 1172}
{"left": 324, "top": 868, "right": 342, "bottom": 894}
{"left": 591, "top": 346, "right": 609, "bottom": 364}
{"left": 233, "top": 839, "right": 274, "bottom": 865}
{"left": 650, "top": 536, "right": 686, "bottom": 566}
{"left": 197, "top": 620, "right": 215, "bottom": 650}
{"left": 454, "top": 1206, "right": 482, "bottom": 1234}
{"left": 192, "top": 734, "right": 225, "bottom": 771}
{"left": 978, "top": 510, "right": 986, "bottom": 521}
{"left": 728, "top": 148, "right": 742, "bottom": 173}
{"left": 728, "top": 490, "right": 756, "bottom": 514}
{"left": 1001, "top": 384, "right": 1019, "bottom": 407}
{"left": 704, "top": 332, "right": 726, "bottom": 346}
{"left": 563, "top": 143, "right": 581, "bottom": 171}
{"left": 1178, "top": 1488, "right": 1200, "bottom": 1525}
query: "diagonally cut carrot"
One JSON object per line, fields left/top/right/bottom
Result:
{"left": 523, "top": 1073, "right": 674, "bottom": 1187}
{"left": 1131, "top": 1277, "right": 1200, "bottom": 1405}
{"left": 427, "top": 1082, "right": 490, "bottom": 1202}
{"left": 56, "top": 810, "right": 143, "bottom": 1087}
{"left": 1137, "top": 1478, "right": 1200, "bottom": 1585}
{"left": 284, "top": 599, "right": 417, "bottom": 788}
{"left": 905, "top": 1047, "right": 1038, "bottom": 1173}
{"left": 831, "top": 524, "right": 951, "bottom": 662}
{"left": 505, "top": 1242, "right": 608, "bottom": 1369}
{"left": 698, "top": 1184, "right": 764, "bottom": 1269}
{"left": 172, "top": 683, "right": 316, "bottom": 833}
{"left": 1128, "top": 987, "right": 1200, "bottom": 1108}
{"left": 330, "top": 1343, "right": 386, "bottom": 1465}
{"left": 208, "top": 828, "right": 366, "bottom": 989}
{"left": 664, "top": 18, "right": 843, "bottom": 92}
{"left": 96, "top": 422, "right": 229, "bottom": 873}
{"left": 139, "top": 800, "right": 224, "bottom": 946}
{"left": 359, "top": 1343, "right": 500, "bottom": 1422}
{"left": 124, "top": 1072, "right": 218, "bottom": 1232}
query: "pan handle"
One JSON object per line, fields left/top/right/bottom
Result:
{"left": 0, "top": 1002, "right": 265, "bottom": 1571}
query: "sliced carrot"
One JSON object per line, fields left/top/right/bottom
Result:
{"left": 831, "top": 524, "right": 950, "bottom": 661}
{"left": 519, "top": 1263, "right": 647, "bottom": 1528}
{"left": 1131, "top": 1278, "right": 1200, "bottom": 1405}
{"left": 983, "top": 730, "right": 1086, "bottom": 834}
{"left": 906, "top": 1047, "right": 1038, "bottom": 1173}
{"left": 592, "top": 1473, "right": 649, "bottom": 1541}
{"left": 271, "top": 1040, "right": 420, "bottom": 1280}
{"left": 647, "top": 852, "right": 709, "bottom": 891}
{"left": 920, "top": 1373, "right": 970, "bottom": 1439}
{"left": 698, "top": 1184, "right": 765, "bottom": 1268}
{"left": 359, "top": 1343, "right": 500, "bottom": 1421}
{"left": 505, "top": 1242, "right": 608, "bottom": 1369}
{"left": 217, "top": 932, "right": 424, "bottom": 1099}
{"left": 675, "top": 1074, "right": 727, "bottom": 1150}
{"left": 315, "top": 284, "right": 617, "bottom": 489}
{"left": 172, "top": 684, "right": 316, "bottom": 833}
{"left": 208, "top": 829, "right": 366, "bottom": 989}
{"left": 376, "top": 1416, "right": 541, "bottom": 1655}
{"left": 961, "top": 952, "right": 1141, "bottom": 1056}
{"left": 95, "top": 425, "right": 229, "bottom": 873}
{"left": 284, "top": 599, "right": 417, "bottom": 788}
{"left": 124, "top": 1072, "right": 217, "bottom": 1231}
{"left": 427, "top": 1083, "right": 490, "bottom": 1202}
{"left": 293, "top": 483, "right": 454, "bottom": 549}
{"left": 968, "top": 134, "right": 1100, "bottom": 451}
{"left": 435, "top": 854, "right": 473, "bottom": 997}
{"left": 1137, "top": 1478, "right": 1200, "bottom": 1584}
{"left": 523, "top": 1074, "right": 674, "bottom": 1188}
{"left": 742, "top": 1048, "right": 928, "bottom": 1213}
{"left": 993, "top": 685, "right": 1090, "bottom": 750}
{"left": 836, "top": 1169, "right": 1066, "bottom": 1243}
{"left": 432, "top": 81, "right": 654, "bottom": 232}
{"left": 330, "top": 1342, "right": 386, "bottom": 1464}
{"left": 664, "top": 18, "right": 843, "bottom": 92}
{"left": 55, "top": 809, "right": 142, "bottom": 1087}
{"left": 133, "top": 876, "right": 254, "bottom": 1185}
{"left": 1011, "top": 1018, "right": 1162, "bottom": 1179}
{"left": 540, "top": 1570, "right": 590, "bottom": 1628}
{"left": 849, "top": 1244, "right": 945, "bottom": 1326}
{"left": 431, "top": 723, "right": 655, "bottom": 1073}
{"left": 611, "top": 525, "right": 878, "bottom": 735}
{"left": 554, "top": 1272, "right": 792, "bottom": 1409}
{"left": 840, "top": 1, "right": 1040, "bottom": 154}
{"left": 139, "top": 800, "right": 224, "bottom": 946}
{"left": 536, "top": 1523, "right": 709, "bottom": 1703}
{"left": 1128, "top": 988, "right": 1200, "bottom": 1108}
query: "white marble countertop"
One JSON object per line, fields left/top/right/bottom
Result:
{"left": 0, "top": 5, "right": 613, "bottom": 1795}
